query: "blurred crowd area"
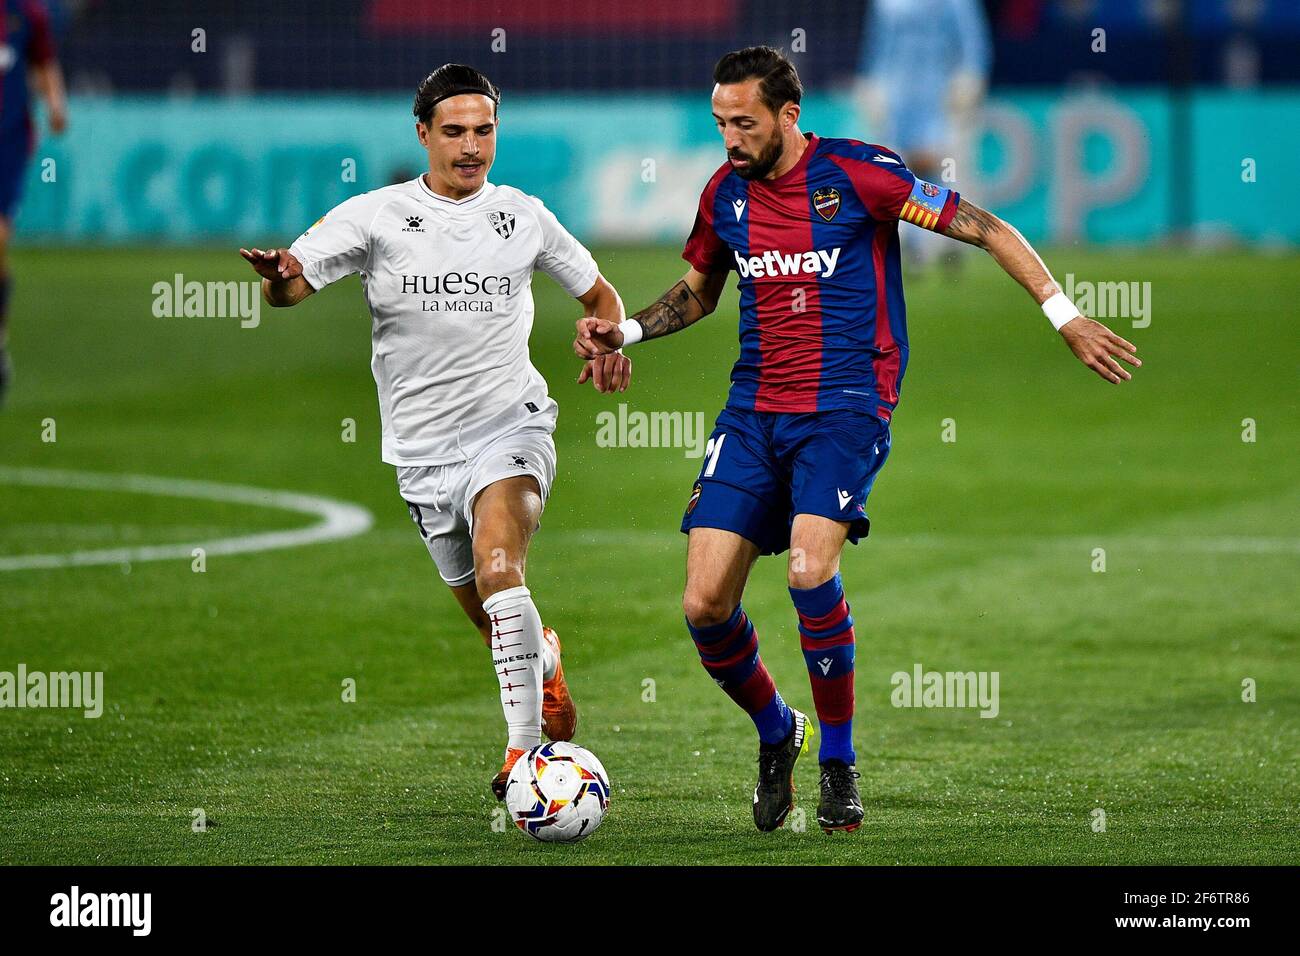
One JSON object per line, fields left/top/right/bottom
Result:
{"left": 46, "top": 0, "right": 1300, "bottom": 95}
{"left": 13, "top": 1, "right": 1296, "bottom": 246}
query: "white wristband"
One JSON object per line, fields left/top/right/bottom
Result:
{"left": 1042, "top": 292, "right": 1081, "bottom": 331}
{"left": 618, "top": 319, "right": 644, "bottom": 347}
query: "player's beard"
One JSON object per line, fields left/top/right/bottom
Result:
{"left": 728, "top": 127, "right": 785, "bottom": 181}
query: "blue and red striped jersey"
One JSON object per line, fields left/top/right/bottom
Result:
{"left": 682, "top": 134, "right": 960, "bottom": 421}
{"left": 1, "top": 0, "right": 57, "bottom": 145}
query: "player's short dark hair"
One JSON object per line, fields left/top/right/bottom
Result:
{"left": 712, "top": 46, "right": 802, "bottom": 115}
{"left": 413, "top": 64, "right": 500, "bottom": 126}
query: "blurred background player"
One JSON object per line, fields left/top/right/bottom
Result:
{"left": 0, "top": 0, "right": 66, "bottom": 405}
{"left": 855, "top": 0, "right": 990, "bottom": 271}
{"left": 240, "top": 64, "right": 631, "bottom": 799}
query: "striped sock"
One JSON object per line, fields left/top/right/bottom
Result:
{"left": 790, "top": 573, "right": 856, "bottom": 763}
{"left": 483, "top": 585, "right": 544, "bottom": 751}
{"left": 687, "top": 605, "right": 792, "bottom": 744}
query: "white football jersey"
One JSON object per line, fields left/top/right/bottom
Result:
{"left": 289, "top": 176, "right": 598, "bottom": 466}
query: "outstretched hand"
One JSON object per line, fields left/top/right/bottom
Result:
{"left": 1059, "top": 316, "right": 1142, "bottom": 384}
{"left": 239, "top": 247, "right": 303, "bottom": 283}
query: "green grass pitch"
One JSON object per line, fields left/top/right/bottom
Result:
{"left": 0, "top": 244, "right": 1296, "bottom": 865}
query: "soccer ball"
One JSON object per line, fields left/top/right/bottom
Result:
{"left": 505, "top": 741, "right": 610, "bottom": 843}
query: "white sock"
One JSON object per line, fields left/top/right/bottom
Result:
{"left": 482, "top": 585, "right": 544, "bottom": 751}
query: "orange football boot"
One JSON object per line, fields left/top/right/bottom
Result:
{"left": 491, "top": 747, "right": 526, "bottom": 801}
{"left": 540, "top": 626, "right": 577, "bottom": 741}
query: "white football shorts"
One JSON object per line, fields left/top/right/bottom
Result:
{"left": 395, "top": 425, "right": 557, "bottom": 587}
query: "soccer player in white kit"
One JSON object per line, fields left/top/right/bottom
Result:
{"left": 239, "top": 64, "right": 632, "bottom": 799}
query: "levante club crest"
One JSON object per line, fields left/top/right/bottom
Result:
{"left": 812, "top": 187, "right": 841, "bottom": 222}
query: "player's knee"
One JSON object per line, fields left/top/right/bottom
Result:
{"left": 682, "top": 588, "right": 736, "bottom": 628}
{"left": 787, "top": 554, "right": 836, "bottom": 591}
{"left": 475, "top": 563, "right": 524, "bottom": 601}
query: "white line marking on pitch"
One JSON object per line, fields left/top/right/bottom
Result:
{"left": 0, "top": 467, "right": 374, "bottom": 572}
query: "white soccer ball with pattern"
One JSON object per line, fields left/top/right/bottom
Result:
{"left": 505, "top": 741, "right": 610, "bottom": 843}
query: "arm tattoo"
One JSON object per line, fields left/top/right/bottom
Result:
{"left": 943, "top": 198, "right": 1005, "bottom": 248}
{"left": 631, "top": 279, "right": 708, "bottom": 339}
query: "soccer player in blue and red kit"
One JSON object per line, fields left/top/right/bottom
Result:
{"left": 574, "top": 47, "right": 1141, "bottom": 833}
{"left": 0, "top": 0, "right": 66, "bottom": 404}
